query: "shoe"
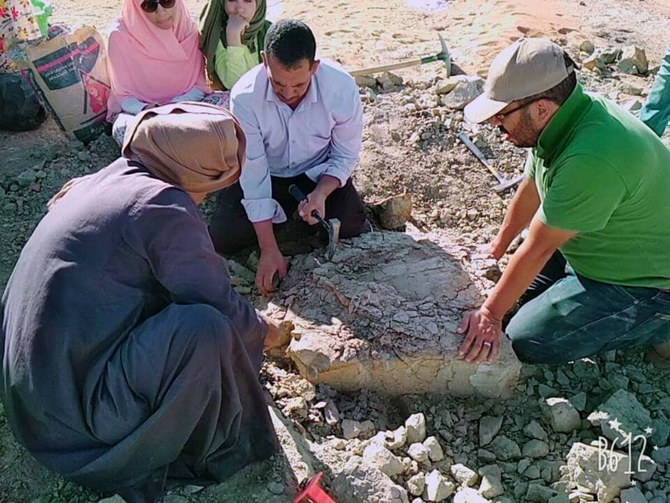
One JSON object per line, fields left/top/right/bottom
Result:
{"left": 644, "top": 340, "right": 670, "bottom": 370}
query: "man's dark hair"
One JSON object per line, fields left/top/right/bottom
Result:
{"left": 264, "top": 19, "right": 316, "bottom": 68}
{"left": 520, "top": 53, "right": 578, "bottom": 107}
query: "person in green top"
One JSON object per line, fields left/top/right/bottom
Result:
{"left": 458, "top": 38, "right": 670, "bottom": 368}
{"left": 200, "top": 0, "right": 271, "bottom": 91}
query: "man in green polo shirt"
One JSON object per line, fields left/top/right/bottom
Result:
{"left": 458, "top": 38, "right": 670, "bottom": 367}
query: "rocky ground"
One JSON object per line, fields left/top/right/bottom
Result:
{"left": 2, "top": 0, "right": 670, "bottom": 502}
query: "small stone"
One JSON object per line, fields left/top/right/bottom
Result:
{"left": 518, "top": 458, "right": 531, "bottom": 474}
{"left": 587, "top": 389, "right": 652, "bottom": 444}
{"left": 569, "top": 392, "right": 587, "bottom": 412}
{"left": 479, "top": 416, "right": 503, "bottom": 446}
{"left": 632, "top": 452, "right": 656, "bottom": 482}
{"left": 408, "top": 442, "right": 430, "bottom": 463}
{"left": 522, "top": 440, "right": 550, "bottom": 458}
{"left": 424, "top": 436, "right": 445, "bottom": 462}
{"left": 267, "top": 481, "right": 284, "bottom": 495}
{"left": 453, "top": 487, "right": 491, "bottom": 502}
{"left": 525, "top": 483, "right": 557, "bottom": 502}
{"left": 389, "top": 426, "right": 408, "bottom": 449}
{"left": 333, "top": 457, "right": 410, "bottom": 503}
{"left": 524, "top": 421, "right": 548, "bottom": 441}
{"left": 407, "top": 473, "right": 426, "bottom": 496}
{"left": 97, "top": 497, "right": 126, "bottom": 503}
{"left": 363, "top": 443, "right": 405, "bottom": 477}
{"left": 377, "top": 72, "right": 404, "bottom": 90}
{"left": 342, "top": 419, "right": 363, "bottom": 439}
{"left": 579, "top": 40, "right": 595, "bottom": 54}
{"left": 440, "top": 75, "right": 484, "bottom": 110}
{"left": 617, "top": 45, "right": 648, "bottom": 74}
{"left": 489, "top": 436, "right": 522, "bottom": 460}
{"left": 542, "top": 398, "right": 581, "bottom": 433}
{"left": 478, "top": 464, "right": 503, "bottom": 498}
{"left": 450, "top": 463, "right": 479, "bottom": 486}
{"left": 77, "top": 150, "right": 92, "bottom": 162}
{"left": 523, "top": 465, "right": 541, "bottom": 479}
{"left": 355, "top": 74, "right": 378, "bottom": 89}
{"left": 651, "top": 445, "right": 670, "bottom": 463}
{"left": 283, "top": 397, "right": 309, "bottom": 419}
{"left": 406, "top": 413, "right": 427, "bottom": 444}
{"left": 547, "top": 495, "right": 569, "bottom": 503}
{"left": 424, "top": 469, "right": 455, "bottom": 502}
{"left": 619, "top": 486, "right": 647, "bottom": 503}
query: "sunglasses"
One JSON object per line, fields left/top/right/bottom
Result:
{"left": 494, "top": 97, "right": 541, "bottom": 122}
{"left": 140, "top": 0, "right": 176, "bottom": 13}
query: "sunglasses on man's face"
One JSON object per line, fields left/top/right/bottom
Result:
{"left": 140, "top": 0, "right": 176, "bottom": 13}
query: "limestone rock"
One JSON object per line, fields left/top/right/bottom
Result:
{"left": 619, "top": 486, "right": 647, "bottom": 503}
{"left": 407, "top": 473, "right": 426, "bottom": 496}
{"left": 424, "top": 436, "right": 445, "bottom": 462}
{"left": 489, "top": 436, "right": 522, "bottom": 460}
{"left": 389, "top": 426, "right": 408, "bottom": 449}
{"left": 542, "top": 398, "right": 581, "bottom": 433}
{"left": 408, "top": 442, "right": 430, "bottom": 463}
{"left": 564, "top": 442, "right": 630, "bottom": 503}
{"left": 587, "top": 389, "right": 652, "bottom": 444}
{"left": 440, "top": 76, "right": 484, "bottom": 110}
{"left": 406, "top": 413, "right": 427, "bottom": 444}
{"left": 424, "top": 469, "right": 455, "bottom": 502}
{"left": 283, "top": 397, "right": 309, "bottom": 419}
{"left": 617, "top": 45, "right": 648, "bottom": 74}
{"left": 281, "top": 233, "right": 520, "bottom": 397}
{"left": 522, "top": 439, "right": 550, "bottom": 458}
{"left": 600, "top": 47, "right": 621, "bottom": 64}
{"left": 363, "top": 443, "right": 405, "bottom": 477}
{"left": 479, "top": 416, "right": 503, "bottom": 446}
{"left": 450, "top": 463, "right": 479, "bottom": 486}
{"left": 333, "top": 457, "right": 409, "bottom": 503}
{"left": 453, "top": 487, "right": 491, "bottom": 503}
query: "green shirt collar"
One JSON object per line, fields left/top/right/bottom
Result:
{"left": 535, "top": 83, "right": 590, "bottom": 162}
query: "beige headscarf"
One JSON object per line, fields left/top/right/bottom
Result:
{"left": 122, "top": 102, "right": 246, "bottom": 194}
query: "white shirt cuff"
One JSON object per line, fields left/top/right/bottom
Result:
{"left": 241, "top": 197, "right": 287, "bottom": 224}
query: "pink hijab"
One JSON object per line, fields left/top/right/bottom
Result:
{"left": 106, "top": 0, "right": 209, "bottom": 119}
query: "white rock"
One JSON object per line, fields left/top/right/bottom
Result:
{"left": 406, "top": 473, "right": 426, "bottom": 496}
{"left": 333, "top": 457, "right": 409, "bottom": 503}
{"left": 363, "top": 443, "right": 405, "bottom": 477}
{"left": 541, "top": 398, "right": 581, "bottom": 433}
{"left": 564, "top": 442, "right": 630, "bottom": 503}
{"left": 408, "top": 442, "right": 430, "bottom": 463}
{"left": 389, "top": 426, "right": 408, "bottom": 449}
{"left": 453, "top": 487, "right": 491, "bottom": 503}
{"left": 406, "top": 413, "right": 427, "bottom": 443}
{"left": 450, "top": 463, "right": 479, "bottom": 486}
{"left": 439, "top": 75, "right": 484, "bottom": 110}
{"left": 424, "top": 436, "right": 445, "bottom": 462}
{"left": 342, "top": 419, "right": 363, "bottom": 439}
{"left": 424, "top": 469, "right": 455, "bottom": 502}
{"left": 617, "top": 45, "right": 648, "bottom": 74}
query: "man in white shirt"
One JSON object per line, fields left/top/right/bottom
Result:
{"left": 209, "top": 19, "right": 369, "bottom": 294}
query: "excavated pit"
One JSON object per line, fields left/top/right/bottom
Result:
{"left": 265, "top": 231, "right": 521, "bottom": 398}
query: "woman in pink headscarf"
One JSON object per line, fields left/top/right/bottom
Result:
{"left": 107, "top": 0, "right": 224, "bottom": 145}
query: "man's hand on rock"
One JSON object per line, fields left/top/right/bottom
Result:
{"left": 298, "top": 191, "right": 327, "bottom": 226}
{"left": 256, "top": 246, "right": 288, "bottom": 295}
{"left": 458, "top": 306, "right": 502, "bottom": 363}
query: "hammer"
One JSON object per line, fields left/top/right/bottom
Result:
{"left": 457, "top": 131, "right": 524, "bottom": 192}
{"left": 289, "top": 185, "right": 341, "bottom": 261}
{"left": 350, "top": 33, "right": 451, "bottom": 77}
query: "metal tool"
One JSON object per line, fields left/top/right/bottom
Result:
{"left": 288, "top": 184, "right": 341, "bottom": 261}
{"left": 457, "top": 131, "right": 524, "bottom": 192}
{"left": 350, "top": 33, "right": 451, "bottom": 77}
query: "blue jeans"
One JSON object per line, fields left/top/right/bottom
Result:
{"left": 507, "top": 253, "right": 670, "bottom": 364}
{"left": 640, "top": 44, "right": 670, "bottom": 137}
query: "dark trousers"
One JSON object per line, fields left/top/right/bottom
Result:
{"left": 507, "top": 252, "right": 670, "bottom": 364}
{"left": 209, "top": 174, "right": 368, "bottom": 255}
